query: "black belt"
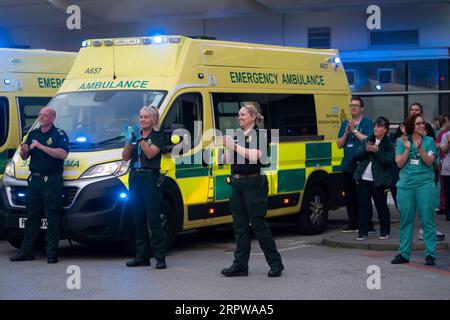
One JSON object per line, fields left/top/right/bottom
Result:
{"left": 231, "top": 172, "right": 260, "bottom": 179}
{"left": 30, "top": 171, "right": 61, "bottom": 176}
{"left": 131, "top": 168, "right": 160, "bottom": 174}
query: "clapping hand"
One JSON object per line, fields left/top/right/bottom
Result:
{"left": 403, "top": 135, "right": 411, "bottom": 150}
{"left": 30, "top": 139, "right": 42, "bottom": 150}
{"left": 131, "top": 124, "right": 142, "bottom": 141}
{"left": 223, "top": 136, "right": 235, "bottom": 149}
{"left": 347, "top": 120, "right": 356, "bottom": 133}
{"left": 121, "top": 125, "right": 133, "bottom": 144}
{"left": 20, "top": 143, "right": 29, "bottom": 154}
{"left": 366, "top": 141, "right": 378, "bottom": 152}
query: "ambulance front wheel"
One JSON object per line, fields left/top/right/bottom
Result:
{"left": 296, "top": 186, "right": 328, "bottom": 235}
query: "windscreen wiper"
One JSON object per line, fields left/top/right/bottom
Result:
{"left": 69, "top": 136, "right": 124, "bottom": 149}
{"left": 94, "top": 135, "right": 125, "bottom": 146}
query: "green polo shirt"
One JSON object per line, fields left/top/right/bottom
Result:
{"left": 396, "top": 135, "right": 436, "bottom": 189}
{"left": 25, "top": 125, "right": 69, "bottom": 174}
{"left": 130, "top": 130, "right": 164, "bottom": 169}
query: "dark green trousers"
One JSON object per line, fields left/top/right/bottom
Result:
{"left": 129, "top": 171, "right": 166, "bottom": 261}
{"left": 21, "top": 173, "right": 63, "bottom": 257}
{"left": 230, "top": 175, "right": 282, "bottom": 270}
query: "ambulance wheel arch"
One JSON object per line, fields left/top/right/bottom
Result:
{"left": 296, "top": 170, "right": 329, "bottom": 235}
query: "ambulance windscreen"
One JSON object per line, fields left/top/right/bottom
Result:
{"left": 37, "top": 90, "right": 167, "bottom": 151}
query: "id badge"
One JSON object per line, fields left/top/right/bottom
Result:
{"left": 410, "top": 159, "right": 419, "bottom": 165}
{"left": 347, "top": 144, "right": 354, "bottom": 148}
{"left": 132, "top": 162, "right": 141, "bottom": 169}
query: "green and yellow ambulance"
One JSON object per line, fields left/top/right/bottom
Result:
{"left": 0, "top": 48, "right": 76, "bottom": 177}
{"left": 1, "top": 36, "right": 349, "bottom": 250}
{"left": 0, "top": 48, "right": 75, "bottom": 237}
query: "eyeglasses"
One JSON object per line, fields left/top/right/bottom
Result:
{"left": 415, "top": 122, "right": 425, "bottom": 126}
{"left": 349, "top": 104, "right": 362, "bottom": 108}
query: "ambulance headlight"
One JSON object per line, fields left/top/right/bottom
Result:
{"left": 153, "top": 36, "right": 164, "bottom": 44}
{"left": 5, "top": 159, "right": 15, "bottom": 177}
{"left": 80, "top": 160, "right": 130, "bottom": 179}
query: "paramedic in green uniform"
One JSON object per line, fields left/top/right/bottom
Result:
{"left": 221, "top": 104, "right": 284, "bottom": 277}
{"left": 10, "top": 107, "right": 69, "bottom": 264}
{"left": 391, "top": 114, "right": 437, "bottom": 266}
{"left": 122, "top": 106, "right": 167, "bottom": 270}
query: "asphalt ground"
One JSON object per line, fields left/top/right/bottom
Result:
{"left": 1, "top": 205, "right": 449, "bottom": 300}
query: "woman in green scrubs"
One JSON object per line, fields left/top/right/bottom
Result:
{"left": 392, "top": 113, "right": 437, "bottom": 266}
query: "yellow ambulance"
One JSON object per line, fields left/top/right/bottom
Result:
{"left": 0, "top": 48, "right": 76, "bottom": 178}
{"left": 1, "top": 36, "right": 349, "bottom": 250}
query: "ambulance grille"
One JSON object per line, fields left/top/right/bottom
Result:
{"left": 10, "top": 186, "right": 78, "bottom": 208}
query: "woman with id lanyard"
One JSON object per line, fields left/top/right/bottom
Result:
{"left": 122, "top": 105, "right": 167, "bottom": 269}
{"left": 392, "top": 113, "right": 437, "bottom": 266}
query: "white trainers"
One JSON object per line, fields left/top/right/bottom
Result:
{"left": 418, "top": 229, "right": 424, "bottom": 241}
{"left": 379, "top": 235, "right": 389, "bottom": 240}
{"left": 356, "top": 236, "right": 367, "bottom": 241}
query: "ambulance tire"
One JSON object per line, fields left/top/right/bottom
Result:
{"left": 296, "top": 186, "right": 328, "bottom": 235}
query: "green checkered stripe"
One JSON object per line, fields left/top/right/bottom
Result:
{"left": 278, "top": 142, "right": 336, "bottom": 193}
{"left": 174, "top": 151, "right": 210, "bottom": 179}
{"left": 0, "top": 150, "right": 8, "bottom": 175}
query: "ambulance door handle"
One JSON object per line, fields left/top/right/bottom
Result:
{"left": 202, "top": 150, "right": 212, "bottom": 168}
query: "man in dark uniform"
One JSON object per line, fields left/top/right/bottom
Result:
{"left": 10, "top": 107, "right": 69, "bottom": 264}
{"left": 221, "top": 104, "right": 283, "bottom": 277}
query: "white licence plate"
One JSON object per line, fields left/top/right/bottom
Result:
{"left": 18, "top": 218, "right": 48, "bottom": 230}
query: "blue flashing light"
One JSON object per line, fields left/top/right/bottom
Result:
{"left": 17, "top": 193, "right": 26, "bottom": 198}
{"left": 333, "top": 56, "right": 341, "bottom": 64}
{"left": 76, "top": 136, "right": 87, "bottom": 143}
{"left": 119, "top": 192, "right": 128, "bottom": 200}
{"left": 375, "top": 84, "right": 382, "bottom": 91}
{"left": 3, "top": 79, "right": 11, "bottom": 85}
{"left": 153, "top": 36, "right": 164, "bottom": 44}
{"left": 81, "top": 40, "right": 88, "bottom": 47}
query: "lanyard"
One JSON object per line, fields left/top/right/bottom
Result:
{"left": 138, "top": 142, "right": 142, "bottom": 166}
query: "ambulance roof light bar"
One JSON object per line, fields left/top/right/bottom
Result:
{"left": 81, "top": 36, "right": 181, "bottom": 48}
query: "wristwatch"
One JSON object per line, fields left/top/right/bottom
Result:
{"left": 352, "top": 129, "right": 358, "bottom": 134}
